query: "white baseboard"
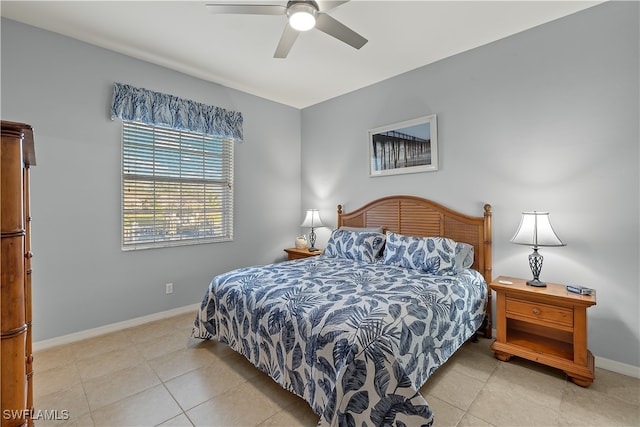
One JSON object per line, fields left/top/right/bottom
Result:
{"left": 596, "top": 356, "right": 640, "bottom": 379}
{"left": 33, "top": 303, "right": 199, "bottom": 352}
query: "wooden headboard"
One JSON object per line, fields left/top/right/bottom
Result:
{"left": 337, "top": 195, "right": 492, "bottom": 284}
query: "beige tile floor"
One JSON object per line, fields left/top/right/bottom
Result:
{"left": 32, "top": 312, "right": 639, "bottom": 427}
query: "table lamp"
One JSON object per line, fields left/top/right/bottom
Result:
{"left": 510, "top": 211, "right": 565, "bottom": 287}
{"left": 301, "top": 209, "right": 324, "bottom": 252}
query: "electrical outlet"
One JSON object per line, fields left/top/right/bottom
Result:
{"left": 165, "top": 283, "right": 173, "bottom": 294}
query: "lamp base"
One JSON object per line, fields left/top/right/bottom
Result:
{"left": 527, "top": 278, "right": 547, "bottom": 287}
{"left": 307, "top": 228, "right": 318, "bottom": 252}
{"left": 526, "top": 248, "right": 546, "bottom": 287}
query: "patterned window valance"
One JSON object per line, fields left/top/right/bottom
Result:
{"left": 111, "top": 82, "right": 243, "bottom": 141}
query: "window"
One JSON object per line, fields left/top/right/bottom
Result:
{"left": 111, "top": 82, "right": 241, "bottom": 250}
{"left": 122, "top": 121, "right": 233, "bottom": 250}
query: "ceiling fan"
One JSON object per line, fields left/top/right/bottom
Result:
{"left": 205, "top": 1, "right": 368, "bottom": 58}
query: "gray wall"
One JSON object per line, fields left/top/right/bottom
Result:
{"left": 301, "top": 2, "right": 639, "bottom": 368}
{"left": 1, "top": 18, "right": 302, "bottom": 341}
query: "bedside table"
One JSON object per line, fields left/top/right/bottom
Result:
{"left": 284, "top": 247, "right": 323, "bottom": 261}
{"left": 490, "top": 276, "right": 597, "bottom": 387}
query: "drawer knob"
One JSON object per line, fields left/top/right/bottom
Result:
{"left": 532, "top": 308, "right": 541, "bottom": 315}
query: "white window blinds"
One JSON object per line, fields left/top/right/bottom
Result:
{"left": 122, "top": 121, "right": 233, "bottom": 250}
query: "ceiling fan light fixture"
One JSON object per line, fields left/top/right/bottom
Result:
{"left": 287, "top": 2, "right": 317, "bottom": 31}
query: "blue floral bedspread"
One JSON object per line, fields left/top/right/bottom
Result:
{"left": 192, "top": 256, "right": 487, "bottom": 426}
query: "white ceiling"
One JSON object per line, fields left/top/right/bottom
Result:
{"left": 1, "top": 0, "right": 603, "bottom": 108}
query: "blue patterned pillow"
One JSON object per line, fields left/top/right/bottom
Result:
{"left": 382, "top": 232, "right": 469, "bottom": 275}
{"left": 323, "top": 229, "right": 386, "bottom": 263}
{"left": 457, "top": 242, "right": 474, "bottom": 269}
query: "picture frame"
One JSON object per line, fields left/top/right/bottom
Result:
{"left": 368, "top": 114, "right": 438, "bottom": 177}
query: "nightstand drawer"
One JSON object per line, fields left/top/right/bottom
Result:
{"left": 288, "top": 251, "right": 311, "bottom": 260}
{"left": 506, "top": 297, "right": 573, "bottom": 328}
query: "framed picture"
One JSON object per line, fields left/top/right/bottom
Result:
{"left": 368, "top": 114, "right": 438, "bottom": 177}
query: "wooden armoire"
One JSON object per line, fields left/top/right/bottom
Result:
{"left": 1, "top": 121, "right": 36, "bottom": 427}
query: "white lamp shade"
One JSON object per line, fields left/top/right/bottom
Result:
{"left": 301, "top": 209, "right": 324, "bottom": 228}
{"left": 511, "top": 211, "right": 565, "bottom": 247}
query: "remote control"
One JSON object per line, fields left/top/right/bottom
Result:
{"left": 566, "top": 285, "right": 592, "bottom": 295}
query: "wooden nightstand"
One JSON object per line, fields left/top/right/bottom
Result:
{"left": 284, "top": 247, "right": 323, "bottom": 260}
{"left": 490, "top": 276, "right": 596, "bottom": 387}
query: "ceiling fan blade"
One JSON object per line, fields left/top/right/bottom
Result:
{"left": 205, "top": 3, "right": 285, "bottom": 15}
{"left": 274, "top": 24, "right": 300, "bottom": 58}
{"left": 315, "top": 13, "right": 367, "bottom": 50}
{"left": 317, "top": 1, "right": 350, "bottom": 12}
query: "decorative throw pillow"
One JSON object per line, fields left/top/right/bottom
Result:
{"left": 382, "top": 231, "right": 467, "bottom": 275}
{"left": 323, "top": 229, "right": 386, "bottom": 263}
{"left": 456, "top": 242, "right": 474, "bottom": 269}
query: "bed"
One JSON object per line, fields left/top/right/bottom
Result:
{"left": 192, "top": 195, "right": 492, "bottom": 426}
